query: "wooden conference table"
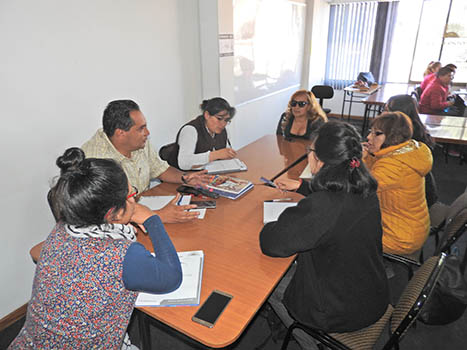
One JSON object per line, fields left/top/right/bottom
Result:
{"left": 136, "top": 135, "right": 310, "bottom": 349}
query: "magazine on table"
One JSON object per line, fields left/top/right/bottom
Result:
{"left": 207, "top": 175, "right": 254, "bottom": 200}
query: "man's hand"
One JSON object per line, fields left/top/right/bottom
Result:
{"left": 184, "top": 170, "right": 211, "bottom": 187}
{"left": 154, "top": 194, "right": 199, "bottom": 223}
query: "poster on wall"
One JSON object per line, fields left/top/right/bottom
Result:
{"left": 233, "top": 0, "right": 306, "bottom": 105}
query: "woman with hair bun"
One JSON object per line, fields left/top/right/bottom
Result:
{"left": 9, "top": 148, "right": 182, "bottom": 350}
{"left": 160, "top": 97, "right": 237, "bottom": 170}
{"left": 276, "top": 89, "right": 327, "bottom": 140}
{"left": 261, "top": 121, "right": 389, "bottom": 349}
{"left": 363, "top": 111, "right": 432, "bottom": 255}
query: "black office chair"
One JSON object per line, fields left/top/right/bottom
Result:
{"left": 281, "top": 254, "right": 447, "bottom": 350}
{"left": 411, "top": 86, "right": 422, "bottom": 104}
{"left": 311, "top": 85, "right": 334, "bottom": 114}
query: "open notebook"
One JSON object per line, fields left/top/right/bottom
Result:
{"left": 135, "top": 250, "right": 204, "bottom": 307}
{"left": 195, "top": 158, "right": 247, "bottom": 174}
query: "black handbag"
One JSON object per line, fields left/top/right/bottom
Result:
{"left": 419, "top": 254, "right": 467, "bottom": 325}
{"left": 357, "top": 72, "right": 376, "bottom": 86}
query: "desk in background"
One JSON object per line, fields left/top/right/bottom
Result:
{"left": 137, "top": 135, "right": 310, "bottom": 349}
{"left": 341, "top": 84, "right": 381, "bottom": 121}
{"left": 361, "top": 83, "right": 415, "bottom": 135}
{"left": 419, "top": 114, "right": 467, "bottom": 145}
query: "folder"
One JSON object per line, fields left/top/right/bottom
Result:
{"left": 135, "top": 250, "right": 204, "bottom": 307}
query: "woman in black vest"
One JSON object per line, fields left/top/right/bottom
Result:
{"left": 166, "top": 97, "right": 236, "bottom": 170}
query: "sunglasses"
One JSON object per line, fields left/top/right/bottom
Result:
{"left": 290, "top": 100, "right": 309, "bottom": 108}
{"left": 368, "top": 129, "right": 384, "bottom": 137}
{"left": 213, "top": 113, "right": 233, "bottom": 124}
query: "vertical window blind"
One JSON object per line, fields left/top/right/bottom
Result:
{"left": 324, "top": 2, "right": 378, "bottom": 89}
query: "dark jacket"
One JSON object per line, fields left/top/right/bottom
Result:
{"left": 260, "top": 183, "right": 389, "bottom": 332}
{"left": 159, "top": 115, "right": 228, "bottom": 170}
{"left": 276, "top": 113, "right": 325, "bottom": 140}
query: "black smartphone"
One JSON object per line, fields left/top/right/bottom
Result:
{"left": 192, "top": 290, "right": 233, "bottom": 328}
{"left": 191, "top": 200, "right": 216, "bottom": 209}
{"left": 176, "top": 185, "right": 220, "bottom": 199}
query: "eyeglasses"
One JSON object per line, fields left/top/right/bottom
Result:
{"left": 213, "top": 113, "right": 233, "bottom": 124}
{"left": 306, "top": 145, "right": 316, "bottom": 154}
{"left": 368, "top": 129, "right": 384, "bottom": 137}
{"left": 290, "top": 100, "right": 309, "bottom": 108}
{"left": 127, "top": 186, "right": 139, "bottom": 199}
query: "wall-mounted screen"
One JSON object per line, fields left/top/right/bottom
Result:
{"left": 233, "top": 0, "right": 306, "bottom": 105}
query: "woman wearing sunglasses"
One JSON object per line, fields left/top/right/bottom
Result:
{"left": 9, "top": 148, "right": 182, "bottom": 350}
{"left": 363, "top": 111, "right": 432, "bottom": 256}
{"left": 261, "top": 122, "right": 389, "bottom": 349}
{"left": 276, "top": 89, "right": 327, "bottom": 140}
{"left": 159, "top": 97, "right": 237, "bottom": 170}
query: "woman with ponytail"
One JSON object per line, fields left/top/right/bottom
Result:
{"left": 10, "top": 148, "right": 182, "bottom": 350}
{"left": 260, "top": 121, "right": 389, "bottom": 349}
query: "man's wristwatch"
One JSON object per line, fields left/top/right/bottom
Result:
{"left": 181, "top": 173, "right": 188, "bottom": 184}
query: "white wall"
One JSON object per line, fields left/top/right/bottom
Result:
{"left": 0, "top": 0, "right": 203, "bottom": 318}
{"left": 0, "top": 0, "right": 314, "bottom": 319}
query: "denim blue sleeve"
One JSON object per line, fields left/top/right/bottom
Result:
{"left": 122, "top": 215, "right": 182, "bottom": 293}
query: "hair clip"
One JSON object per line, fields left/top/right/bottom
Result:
{"left": 350, "top": 158, "right": 361, "bottom": 169}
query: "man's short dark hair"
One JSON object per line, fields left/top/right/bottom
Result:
{"left": 437, "top": 67, "right": 454, "bottom": 78}
{"left": 103, "top": 100, "right": 140, "bottom": 137}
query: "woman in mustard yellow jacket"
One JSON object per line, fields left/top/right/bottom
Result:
{"left": 363, "top": 111, "right": 433, "bottom": 255}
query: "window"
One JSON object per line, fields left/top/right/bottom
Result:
{"left": 324, "top": 1, "right": 397, "bottom": 89}
{"left": 410, "top": 0, "right": 467, "bottom": 83}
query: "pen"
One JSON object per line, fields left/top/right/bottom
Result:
{"left": 265, "top": 198, "right": 293, "bottom": 202}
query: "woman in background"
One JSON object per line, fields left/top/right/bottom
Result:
{"left": 276, "top": 90, "right": 327, "bottom": 140}
{"left": 262, "top": 121, "right": 389, "bottom": 349}
{"left": 160, "top": 97, "right": 237, "bottom": 170}
{"left": 420, "top": 61, "right": 442, "bottom": 92}
{"left": 364, "top": 112, "right": 432, "bottom": 255}
{"left": 423, "top": 61, "right": 441, "bottom": 77}
{"left": 9, "top": 148, "right": 182, "bottom": 349}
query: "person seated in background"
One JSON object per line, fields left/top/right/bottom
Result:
{"left": 82, "top": 99, "right": 209, "bottom": 223}
{"left": 261, "top": 122, "right": 389, "bottom": 349}
{"left": 9, "top": 148, "right": 182, "bottom": 350}
{"left": 385, "top": 94, "right": 437, "bottom": 207}
{"left": 276, "top": 90, "right": 327, "bottom": 140}
{"left": 420, "top": 61, "right": 441, "bottom": 92}
{"left": 363, "top": 112, "right": 432, "bottom": 256}
{"left": 159, "top": 97, "right": 237, "bottom": 170}
{"left": 419, "top": 67, "right": 458, "bottom": 115}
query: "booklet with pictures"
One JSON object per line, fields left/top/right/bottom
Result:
{"left": 207, "top": 175, "right": 254, "bottom": 200}
{"left": 135, "top": 250, "right": 204, "bottom": 307}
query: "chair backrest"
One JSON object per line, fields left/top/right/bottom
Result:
{"left": 311, "top": 85, "right": 334, "bottom": 106}
{"left": 384, "top": 254, "right": 447, "bottom": 350}
{"left": 435, "top": 192, "right": 467, "bottom": 255}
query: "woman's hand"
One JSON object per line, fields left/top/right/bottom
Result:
{"left": 210, "top": 148, "right": 237, "bottom": 161}
{"left": 361, "top": 142, "right": 370, "bottom": 158}
{"left": 274, "top": 178, "right": 301, "bottom": 191}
